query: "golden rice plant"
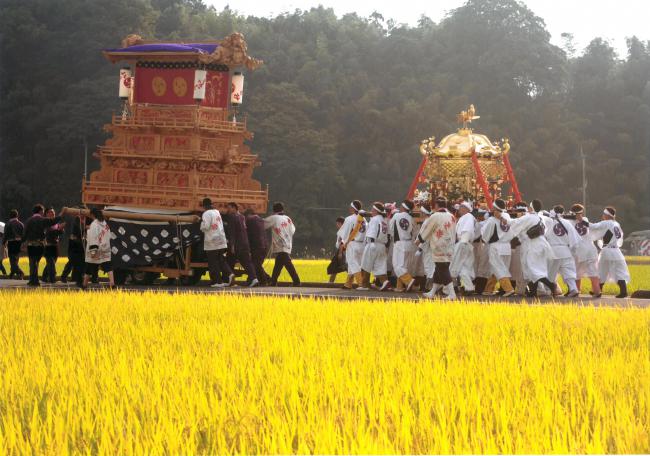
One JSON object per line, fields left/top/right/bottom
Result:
{"left": 0, "top": 290, "right": 648, "bottom": 454}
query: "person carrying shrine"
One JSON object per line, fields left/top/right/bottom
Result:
{"left": 480, "top": 199, "right": 515, "bottom": 297}
{"left": 41, "top": 208, "right": 65, "bottom": 284}
{"left": 3, "top": 209, "right": 24, "bottom": 279}
{"left": 63, "top": 213, "right": 86, "bottom": 288}
{"left": 264, "top": 202, "right": 300, "bottom": 287}
{"left": 415, "top": 203, "right": 436, "bottom": 291}
{"left": 568, "top": 203, "right": 601, "bottom": 298}
{"left": 450, "top": 201, "right": 476, "bottom": 295}
{"left": 244, "top": 208, "right": 271, "bottom": 285}
{"left": 358, "top": 202, "right": 390, "bottom": 291}
{"left": 83, "top": 208, "right": 114, "bottom": 289}
{"left": 544, "top": 205, "right": 580, "bottom": 297}
{"left": 417, "top": 197, "right": 457, "bottom": 299}
{"left": 508, "top": 200, "right": 556, "bottom": 297}
{"left": 508, "top": 202, "right": 528, "bottom": 295}
{"left": 225, "top": 202, "right": 259, "bottom": 288}
{"left": 327, "top": 216, "right": 347, "bottom": 283}
{"left": 587, "top": 206, "right": 630, "bottom": 298}
{"left": 389, "top": 199, "right": 417, "bottom": 292}
{"left": 200, "top": 198, "right": 234, "bottom": 288}
{"left": 23, "top": 204, "right": 63, "bottom": 287}
{"left": 0, "top": 222, "right": 6, "bottom": 276}
{"left": 473, "top": 208, "right": 491, "bottom": 294}
{"left": 339, "top": 200, "right": 367, "bottom": 289}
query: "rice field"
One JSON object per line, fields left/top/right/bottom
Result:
{"left": 0, "top": 290, "right": 648, "bottom": 454}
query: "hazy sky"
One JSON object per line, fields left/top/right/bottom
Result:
{"left": 207, "top": 0, "right": 649, "bottom": 57}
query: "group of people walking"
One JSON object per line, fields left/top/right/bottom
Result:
{"left": 1, "top": 199, "right": 302, "bottom": 289}
{"left": 199, "top": 198, "right": 300, "bottom": 288}
{"left": 0, "top": 205, "right": 112, "bottom": 288}
{"left": 333, "top": 197, "right": 631, "bottom": 298}
{"left": 2, "top": 197, "right": 630, "bottom": 298}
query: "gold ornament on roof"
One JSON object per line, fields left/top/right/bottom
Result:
{"left": 456, "top": 104, "right": 480, "bottom": 128}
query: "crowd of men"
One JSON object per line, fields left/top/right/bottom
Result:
{"left": 332, "top": 197, "right": 631, "bottom": 298}
{"left": 0, "top": 198, "right": 301, "bottom": 289}
{"left": 1, "top": 196, "right": 630, "bottom": 297}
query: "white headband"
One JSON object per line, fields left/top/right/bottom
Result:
{"left": 350, "top": 202, "right": 359, "bottom": 212}
{"left": 603, "top": 208, "right": 615, "bottom": 218}
{"left": 493, "top": 205, "right": 505, "bottom": 213}
{"left": 420, "top": 206, "right": 431, "bottom": 215}
{"left": 373, "top": 204, "right": 385, "bottom": 214}
{"left": 460, "top": 201, "right": 472, "bottom": 211}
{"left": 402, "top": 202, "right": 411, "bottom": 211}
{"left": 529, "top": 202, "right": 535, "bottom": 211}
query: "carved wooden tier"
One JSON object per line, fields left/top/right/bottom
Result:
{"left": 83, "top": 33, "right": 267, "bottom": 213}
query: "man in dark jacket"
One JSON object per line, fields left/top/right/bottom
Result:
{"left": 244, "top": 208, "right": 271, "bottom": 285}
{"left": 41, "top": 208, "right": 65, "bottom": 283}
{"left": 3, "top": 209, "right": 25, "bottom": 279}
{"left": 224, "top": 202, "right": 259, "bottom": 287}
{"left": 23, "top": 204, "right": 63, "bottom": 286}
{"left": 61, "top": 213, "right": 86, "bottom": 287}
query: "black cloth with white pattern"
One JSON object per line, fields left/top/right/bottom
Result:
{"left": 108, "top": 220, "right": 202, "bottom": 268}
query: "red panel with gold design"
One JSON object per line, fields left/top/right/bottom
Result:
{"left": 134, "top": 65, "right": 229, "bottom": 108}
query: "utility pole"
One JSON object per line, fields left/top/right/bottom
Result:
{"left": 580, "top": 144, "right": 587, "bottom": 212}
{"left": 83, "top": 137, "right": 88, "bottom": 182}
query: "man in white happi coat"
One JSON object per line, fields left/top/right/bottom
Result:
{"left": 568, "top": 203, "right": 601, "bottom": 297}
{"left": 416, "top": 197, "right": 457, "bottom": 299}
{"left": 588, "top": 206, "right": 630, "bottom": 298}
{"left": 544, "top": 205, "right": 581, "bottom": 297}
{"left": 389, "top": 199, "right": 417, "bottom": 292}
{"left": 415, "top": 204, "right": 436, "bottom": 290}
{"left": 450, "top": 201, "right": 476, "bottom": 294}
{"left": 339, "top": 200, "right": 367, "bottom": 289}
{"left": 480, "top": 199, "right": 515, "bottom": 297}
{"left": 509, "top": 202, "right": 528, "bottom": 295}
{"left": 359, "top": 202, "right": 390, "bottom": 291}
{"left": 509, "top": 200, "right": 557, "bottom": 297}
{"left": 473, "top": 208, "right": 491, "bottom": 294}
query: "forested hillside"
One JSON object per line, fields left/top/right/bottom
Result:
{"left": 1, "top": 0, "right": 649, "bottom": 250}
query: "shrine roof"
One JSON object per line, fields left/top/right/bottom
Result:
{"left": 104, "top": 43, "right": 219, "bottom": 55}
{"left": 103, "top": 33, "right": 263, "bottom": 70}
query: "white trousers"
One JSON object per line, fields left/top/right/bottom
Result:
{"left": 575, "top": 258, "right": 598, "bottom": 278}
{"left": 392, "top": 240, "right": 415, "bottom": 278}
{"left": 488, "top": 244, "right": 511, "bottom": 280}
{"left": 450, "top": 242, "right": 475, "bottom": 290}
{"left": 361, "top": 242, "right": 388, "bottom": 276}
{"left": 598, "top": 259, "right": 630, "bottom": 283}
{"left": 474, "top": 243, "right": 491, "bottom": 278}
{"left": 521, "top": 238, "right": 551, "bottom": 282}
{"left": 346, "top": 241, "right": 364, "bottom": 274}
{"left": 548, "top": 256, "right": 577, "bottom": 282}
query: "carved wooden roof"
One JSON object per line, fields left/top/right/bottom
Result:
{"left": 103, "top": 33, "right": 263, "bottom": 70}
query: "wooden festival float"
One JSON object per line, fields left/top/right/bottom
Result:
{"left": 65, "top": 33, "right": 267, "bottom": 285}
{"left": 407, "top": 105, "right": 522, "bottom": 209}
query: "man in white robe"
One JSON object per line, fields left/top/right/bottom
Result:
{"left": 480, "top": 199, "right": 515, "bottom": 297}
{"left": 545, "top": 205, "right": 581, "bottom": 297}
{"left": 588, "top": 206, "right": 630, "bottom": 298}
{"left": 339, "top": 200, "right": 367, "bottom": 289}
{"left": 416, "top": 197, "right": 456, "bottom": 299}
{"left": 450, "top": 201, "right": 476, "bottom": 294}
{"left": 389, "top": 200, "right": 416, "bottom": 291}
{"left": 359, "top": 202, "right": 390, "bottom": 291}
{"left": 509, "top": 201, "right": 557, "bottom": 297}
{"left": 568, "top": 203, "right": 601, "bottom": 297}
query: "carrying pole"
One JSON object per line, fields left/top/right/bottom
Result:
{"left": 406, "top": 157, "right": 427, "bottom": 200}
{"left": 62, "top": 207, "right": 199, "bottom": 223}
{"left": 502, "top": 152, "right": 522, "bottom": 202}
{"left": 471, "top": 152, "right": 493, "bottom": 208}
